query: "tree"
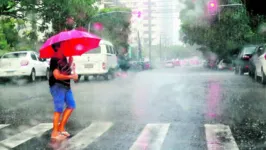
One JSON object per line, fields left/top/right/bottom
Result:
{"left": 37, "top": 0, "right": 98, "bottom": 37}
{"left": 179, "top": 0, "right": 260, "bottom": 58}
{"left": 91, "top": 7, "right": 132, "bottom": 54}
{"left": 0, "top": 0, "right": 39, "bottom": 19}
{"left": 0, "top": 28, "right": 10, "bottom": 53}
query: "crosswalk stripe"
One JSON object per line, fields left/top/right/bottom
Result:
{"left": 0, "top": 123, "right": 52, "bottom": 149}
{"left": 0, "top": 124, "right": 9, "bottom": 130}
{"left": 129, "top": 123, "right": 170, "bottom": 150}
{"left": 205, "top": 124, "right": 239, "bottom": 150}
{"left": 66, "top": 122, "right": 113, "bottom": 150}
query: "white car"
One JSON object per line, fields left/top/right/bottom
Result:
{"left": 0, "top": 51, "right": 50, "bottom": 82}
{"left": 164, "top": 60, "right": 174, "bottom": 68}
{"left": 73, "top": 40, "right": 118, "bottom": 81}
{"left": 217, "top": 59, "right": 231, "bottom": 70}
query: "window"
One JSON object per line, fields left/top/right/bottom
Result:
{"left": 31, "top": 53, "right": 37, "bottom": 60}
{"left": 106, "top": 46, "right": 111, "bottom": 54}
{"left": 257, "top": 46, "right": 265, "bottom": 56}
{"left": 243, "top": 46, "right": 256, "bottom": 55}
{"left": 109, "top": 46, "right": 114, "bottom": 54}
{"left": 86, "top": 46, "right": 101, "bottom": 54}
{"left": 2, "top": 53, "right": 27, "bottom": 58}
{"left": 35, "top": 53, "right": 42, "bottom": 61}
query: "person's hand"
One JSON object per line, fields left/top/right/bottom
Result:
{"left": 71, "top": 74, "right": 78, "bottom": 81}
{"left": 69, "top": 56, "right": 73, "bottom": 65}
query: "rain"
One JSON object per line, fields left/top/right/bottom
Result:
{"left": 0, "top": 0, "right": 266, "bottom": 150}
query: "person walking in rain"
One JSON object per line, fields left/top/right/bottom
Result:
{"left": 49, "top": 42, "right": 78, "bottom": 140}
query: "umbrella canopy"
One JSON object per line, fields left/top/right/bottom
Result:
{"left": 39, "top": 29, "right": 101, "bottom": 58}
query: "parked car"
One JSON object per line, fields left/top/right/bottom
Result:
{"left": 173, "top": 59, "right": 180, "bottom": 66}
{"left": 143, "top": 60, "right": 151, "bottom": 70}
{"left": 205, "top": 59, "right": 218, "bottom": 69}
{"left": 249, "top": 44, "right": 266, "bottom": 83}
{"left": 0, "top": 51, "right": 49, "bottom": 82}
{"left": 234, "top": 45, "right": 257, "bottom": 75}
{"left": 164, "top": 60, "right": 174, "bottom": 68}
{"left": 217, "top": 59, "right": 233, "bottom": 70}
{"left": 73, "top": 40, "right": 118, "bottom": 81}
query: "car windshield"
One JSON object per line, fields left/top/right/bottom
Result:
{"left": 2, "top": 53, "right": 27, "bottom": 58}
{"left": 243, "top": 47, "right": 256, "bottom": 54}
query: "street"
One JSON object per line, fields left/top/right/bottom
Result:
{"left": 0, "top": 66, "right": 265, "bottom": 150}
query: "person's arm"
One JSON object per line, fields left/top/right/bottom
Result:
{"left": 53, "top": 69, "right": 73, "bottom": 80}
{"left": 50, "top": 58, "right": 77, "bottom": 81}
{"left": 68, "top": 56, "right": 73, "bottom": 65}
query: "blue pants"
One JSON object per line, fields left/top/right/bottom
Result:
{"left": 50, "top": 83, "right": 76, "bottom": 113}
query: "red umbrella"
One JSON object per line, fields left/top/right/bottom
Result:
{"left": 39, "top": 29, "right": 101, "bottom": 58}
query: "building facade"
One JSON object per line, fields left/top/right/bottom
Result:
{"left": 100, "top": 0, "right": 180, "bottom": 46}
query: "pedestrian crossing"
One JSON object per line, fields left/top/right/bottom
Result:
{"left": 0, "top": 122, "right": 239, "bottom": 150}
{"left": 130, "top": 123, "right": 170, "bottom": 150}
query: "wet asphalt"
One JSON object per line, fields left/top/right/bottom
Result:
{"left": 0, "top": 66, "right": 266, "bottom": 150}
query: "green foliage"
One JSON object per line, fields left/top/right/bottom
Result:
{"left": 0, "top": 17, "right": 21, "bottom": 54}
{"left": 0, "top": 0, "right": 38, "bottom": 19}
{"left": 0, "top": 18, "right": 19, "bottom": 47}
{"left": 92, "top": 7, "right": 131, "bottom": 54}
{"left": 0, "top": 0, "right": 133, "bottom": 56}
{"left": 180, "top": 0, "right": 266, "bottom": 58}
{"left": 38, "top": 0, "right": 98, "bottom": 34}
{"left": 0, "top": 0, "right": 99, "bottom": 53}
{"left": 0, "top": 29, "right": 10, "bottom": 51}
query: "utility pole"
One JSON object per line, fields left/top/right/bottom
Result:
{"left": 137, "top": 30, "right": 142, "bottom": 61}
{"left": 148, "top": 0, "right": 152, "bottom": 62}
{"left": 160, "top": 35, "right": 162, "bottom": 61}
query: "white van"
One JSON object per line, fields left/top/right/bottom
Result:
{"left": 73, "top": 40, "right": 118, "bottom": 81}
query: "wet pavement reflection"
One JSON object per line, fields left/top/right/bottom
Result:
{"left": 0, "top": 67, "right": 266, "bottom": 149}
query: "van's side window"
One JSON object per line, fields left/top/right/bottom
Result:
{"left": 113, "top": 48, "right": 117, "bottom": 55}
{"left": 110, "top": 46, "right": 114, "bottom": 54}
{"left": 106, "top": 46, "right": 110, "bottom": 54}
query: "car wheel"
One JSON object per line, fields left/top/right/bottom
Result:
{"left": 93, "top": 75, "right": 98, "bottom": 80}
{"left": 104, "top": 73, "right": 113, "bottom": 80}
{"left": 255, "top": 68, "right": 259, "bottom": 81}
{"left": 46, "top": 69, "right": 50, "bottom": 80}
{"left": 248, "top": 70, "right": 253, "bottom": 77}
{"left": 234, "top": 66, "right": 239, "bottom": 74}
{"left": 261, "top": 68, "right": 266, "bottom": 84}
{"left": 238, "top": 67, "right": 244, "bottom": 75}
{"left": 84, "top": 75, "right": 89, "bottom": 81}
{"left": 29, "top": 69, "right": 36, "bottom": 82}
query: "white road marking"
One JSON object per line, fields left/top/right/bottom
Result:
{"left": 205, "top": 124, "right": 239, "bottom": 150}
{"left": 0, "top": 124, "right": 9, "bottom": 130}
{"left": 129, "top": 123, "right": 170, "bottom": 150}
{"left": 67, "top": 122, "right": 113, "bottom": 150}
{"left": 0, "top": 123, "right": 52, "bottom": 149}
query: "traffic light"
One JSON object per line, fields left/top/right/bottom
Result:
{"left": 132, "top": 10, "right": 142, "bottom": 18}
{"left": 209, "top": 1, "right": 216, "bottom": 8}
{"left": 208, "top": 0, "right": 218, "bottom": 15}
{"left": 137, "top": 11, "right": 141, "bottom": 18}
